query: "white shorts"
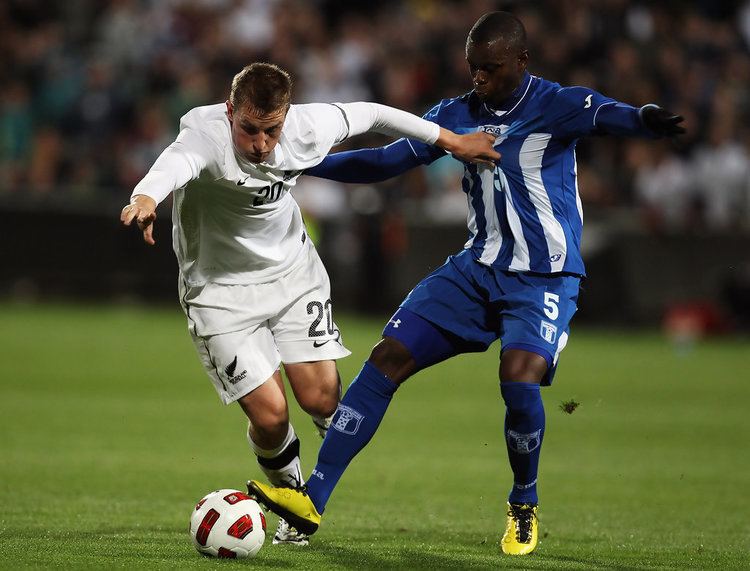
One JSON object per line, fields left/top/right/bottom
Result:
{"left": 179, "top": 246, "right": 351, "bottom": 404}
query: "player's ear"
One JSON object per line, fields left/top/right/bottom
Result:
{"left": 518, "top": 50, "right": 529, "bottom": 70}
{"left": 226, "top": 100, "right": 234, "bottom": 121}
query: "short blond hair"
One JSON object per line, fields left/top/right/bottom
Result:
{"left": 230, "top": 62, "right": 292, "bottom": 114}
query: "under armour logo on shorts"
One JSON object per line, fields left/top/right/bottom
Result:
{"left": 332, "top": 404, "right": 364, "bottom": 435}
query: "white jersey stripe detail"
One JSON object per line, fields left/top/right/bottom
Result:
{"left": 592, "top": 101, "right": 616, "bottom": 128}
{"left": 573, "top": 149, "right": 583, "bottom": 223}
{"left": 553, "top": 331, "right": 569, "bottom": 365}
{"left": 478, "top": 166, "right": 502, "bottom": 264}
{"left": 464, "top": 169, "right": 478, "bottom": 249}
{"left": 499, "top": 168, "right": 531, "bottom": 271}
{"left": 519, "top": 133, "right": 567, "bottom": 272}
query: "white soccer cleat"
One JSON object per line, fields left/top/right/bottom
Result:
{"left": 272, "top": 518, "right": 309, "bottom": 546}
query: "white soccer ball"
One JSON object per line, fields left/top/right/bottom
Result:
{"left": 189, "top": 489, "right": 267, "bottom": 558}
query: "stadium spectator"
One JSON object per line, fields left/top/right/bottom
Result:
{"left": 692, "top": 120, "right": 750, "bottom": 231}
{"left": 0, "top": 82, "right": 33, "bottom": 189}
{"left": 2, "top": 0, "right": 749, "bottom": 233}
{"left": 631, "top": 141, "right": 696, "bottom": 233}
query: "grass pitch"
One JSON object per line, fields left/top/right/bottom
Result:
{"left": 0, "top": 303, "right": 748, "bottom": 569}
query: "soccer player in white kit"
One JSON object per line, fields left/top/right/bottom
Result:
{"left": 120, "top": 62, "right": 499, "bottom": 545}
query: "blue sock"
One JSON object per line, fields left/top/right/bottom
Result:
{"left": 501, "top": 382, "right": 545, "bottom": 505}
{"left": 307, "top": 361, "right": 397, "bottom": 513}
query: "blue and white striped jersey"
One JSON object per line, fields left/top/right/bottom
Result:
{"left": 407, "top": 72, "right": 651, "bottom": 276}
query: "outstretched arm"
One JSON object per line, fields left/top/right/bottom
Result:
{"left": 336, "top": 102, "right": 499, "bottom": 168}
{"left": 121, "top": 128, "right": 212, "bottom": 245}
{"left": 307, "top": 139, "right": 423, "bottom": 183}
{"left": 547, "top": 87, "right": 685, "bottom": 139}
{"left": 594, "top": 102, "right": 685, "bottom": 137}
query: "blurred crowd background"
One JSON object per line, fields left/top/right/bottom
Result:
{"left": 2, "top": 0, "right": 750, "bottom": 329}
{"left": 3, "top": 0, "right": 750, "bottom": 232}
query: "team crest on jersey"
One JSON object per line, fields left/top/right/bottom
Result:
{"left": 480, "top": 124, "right": 509, "bottom": 144}
{"left": 332, "top": 404, "right": 364, "bottom": 435}
{"left": 507, "top": 429, "right": 542, "bottom": 454}
{"left": 540, "top": 320, "right": 557, "bottom": 344}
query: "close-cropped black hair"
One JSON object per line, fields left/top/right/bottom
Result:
{"left": 467, "top": 11, "right": 527, "bottom": 52}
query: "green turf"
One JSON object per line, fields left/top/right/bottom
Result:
{"left": 0, "top": 303, "right": 748, "bottom": 569}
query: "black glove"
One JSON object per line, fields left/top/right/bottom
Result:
{"left": 641, "top": 105, "right": 686, "bottom": 137}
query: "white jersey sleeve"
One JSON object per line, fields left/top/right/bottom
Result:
{"left": 131, "top": 126, "right": 223, "bottom": 204}
{"left": 336, "top": 102, "right": 440, "bottom": 144}
{"left": 291, "top": 102, "right": 441, "bottom": 164}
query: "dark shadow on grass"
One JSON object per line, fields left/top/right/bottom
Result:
{"left": 318, "top": 548, "right": 668, "bottom": 571}
{"left": 255, "top": 542, "right": 684, "bottom": 570}
{"left": 540, "top": 554, "right": 665, "bottom": 570}
{"left": 304, "top": 542, "right": 549, "bottom": 570}
{"left": 543, "top": 551, "right": 750, "bottom": 570}
{"left": 5, "top": 525, "right": 187, "bottom": 540}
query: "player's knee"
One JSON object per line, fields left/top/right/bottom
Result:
{"left": 247, "top": 400, "right": 289, "bottom": 435}
{"left": 368, "top": 337, "right": 416, "bottom": 383}
{"left": 499, "top": 349, "right": 548, "bottom": 382}
{"left": 252, "top": 418, "right": 288, "bottom": 442}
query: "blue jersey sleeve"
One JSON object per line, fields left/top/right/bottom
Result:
{"left": 306, "top": 138, "right": 423, "bottom": 183}
{"left": 545, "top": 86, "right": 652, "bottom": 139}
{"left": 306, "top": 101, "right": 450, "bottom": 183}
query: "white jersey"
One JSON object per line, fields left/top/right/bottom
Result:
{"left": 132, "top": 102, "right": 440, "bottom": 285}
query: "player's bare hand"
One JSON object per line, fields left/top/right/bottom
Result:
{"left": 436, "top": 129, "right": 500, "bottom": 167}
{"left": 120, "top": 195, "right": 158, "bottom": 246}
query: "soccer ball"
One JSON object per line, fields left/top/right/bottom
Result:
{"left": 189, "top": 489, "right": 266, "bottom": 558}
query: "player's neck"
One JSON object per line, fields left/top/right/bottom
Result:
{"left": 485, "top": 71, "right": 531, "bottom": 113}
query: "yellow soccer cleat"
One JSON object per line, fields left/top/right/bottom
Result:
{"left": 501, "top": 502, "right": 538, "bottom": 555}
{"left": 247, "top": 480, "right": 322, "bottom": 535}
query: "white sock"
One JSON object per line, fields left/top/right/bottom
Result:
{"left": 311, "top": 413, "right": 333, "bottom": 438}
{"left": 247, "top": 424, "right": 304, "bottom": 488}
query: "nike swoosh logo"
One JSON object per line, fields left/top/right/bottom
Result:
{"left": 313, "top": 340, "right": 330, "bottom": 348}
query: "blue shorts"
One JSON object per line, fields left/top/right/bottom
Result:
{"left": 383, "top": 249, "right": 580, "bottom": 385}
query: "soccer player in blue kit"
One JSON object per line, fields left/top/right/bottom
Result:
{"left": 249, "top": 11, "right": 685, "bottom": 555}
